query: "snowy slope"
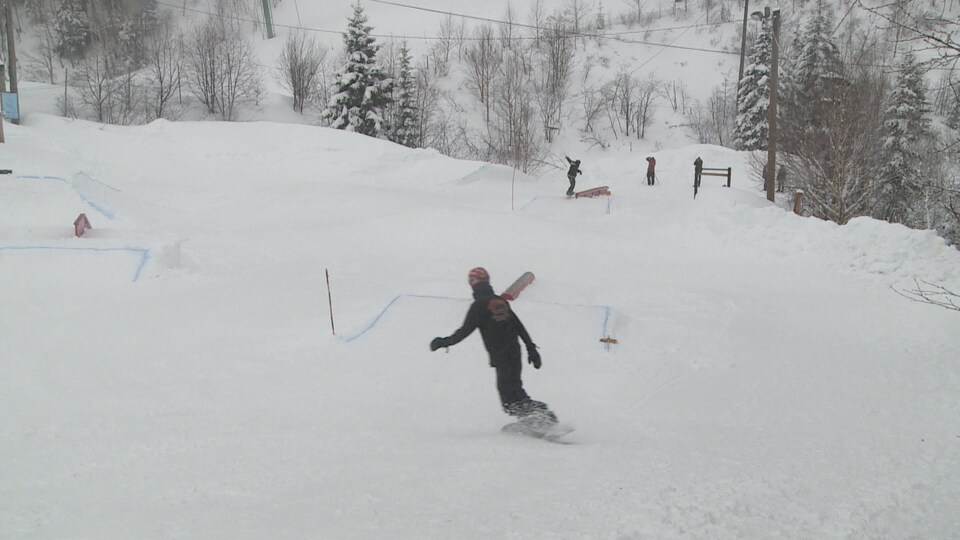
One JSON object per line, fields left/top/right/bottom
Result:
{"left": 2, "top": 115, "right": 959, "bottom": 538}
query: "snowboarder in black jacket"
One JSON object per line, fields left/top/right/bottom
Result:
{"left": 430, "top": 267, "right": 558, "bottom": 427}
{"left": 565, "top": 156, "right": 583, "bottom": 197}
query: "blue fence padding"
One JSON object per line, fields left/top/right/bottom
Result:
{"left": 75, "top": 171, "right": 124, "bottom": 193}
{"left": 342, "top": 294, "right": 613, "bottom": 345}
{"left": 12, "top": 174, "right": 116, "bottom": 219}
{"left": 0, "top": 246, "right": 151, "bottom": 282}
{"left": 518, "top": 194, "right": 612, "bottom": 214}
{"left": 519, "top": 195, "right": 540, "bottom": 211}
{"left": 341, "top": 294, "right": 461, "bottom": 342}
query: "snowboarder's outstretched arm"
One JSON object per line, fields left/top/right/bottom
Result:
{"left": 430, "top": 305, "right": 480, "bottom": 351}
{"left": 515, "top": 317, "right": 533, "bottom": 348}
{"left": 515, "top": 316, "right": 541, "bottom": 369}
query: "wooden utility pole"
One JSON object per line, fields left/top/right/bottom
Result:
{"left": 261, "top": 0, "right": 276, "bottom": 39}
{"left": 4, "top": 0, "right": 17, "bottom": 95}
{"left": 765, "top": 9, "right": 781, "bottom": 203}
{"left": 736, "top": 0, "right": 750, "bottom": 108}
{"left": 0, "top": 62, "right": 5, "bottom": 143}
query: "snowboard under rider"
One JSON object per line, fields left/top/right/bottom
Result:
{"left": 565, "top": 156, "right": 583, "bottom": 197}
{"left": 430, "top": 267, "right": 558, "bottom": 428}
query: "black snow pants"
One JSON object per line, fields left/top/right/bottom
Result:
{"left": 495, "top": 354, "right": 557, "bottom": 425}
{"left": 567, "top": 173, "right": 577, "bottom": 196}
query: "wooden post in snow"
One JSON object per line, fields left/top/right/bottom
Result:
{"left": 325, "top": 268, "right": 336, "bottom": 336}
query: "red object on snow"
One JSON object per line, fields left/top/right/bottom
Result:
{"left": 74, "top": 213, "right": 92, "bottom": 237}
{"left": 501, "top": 271, "right": 536, "bottom": 301}
{"left": 575, "top": 186, "right": 611, "bottom": 198}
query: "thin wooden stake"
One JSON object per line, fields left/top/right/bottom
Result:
{"left": 511, "top": 167, "right": 516, "bottom": 211}
{"left": 325, "top": 268, "right": 336, "bottom": 336}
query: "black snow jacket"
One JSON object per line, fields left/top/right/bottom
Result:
{"left": 441, "top": 282, "right": 534, "bottom": 367}
{"left": 565, "top": 156, "right": 583, "bottom": 178}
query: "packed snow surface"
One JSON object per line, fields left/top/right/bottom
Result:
{"left": 2, "top": 116, "right": 959, "bottom": 539}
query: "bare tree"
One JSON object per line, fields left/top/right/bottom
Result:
{"left": 74, "top": 49, "right": 118, "bottom": 124}
{"left": 185, "top": 20, "right": 222, "bottom": 116}
{"left": 463, "top": 23, "right": 502, "bottom": 124}
{"left": 144, "top": 18, "right": 183, "bottom": 120}
{"left": 429, "top": 14, "right": 458, "bottom": 77}
{"left": 413, "top": 55, "right": 441, "bottom": 148}
{"left": 485, "top": 51, "right": 544, "bottom": 172}
{"left": 705, "top": 78, "right": 735, "bottom": 146}
{"left": 623, "top": 0, "right": 642, "bottom": 20}
{"left": 856, "top": 0, "right": 959, "bottom": 67}
{"left": 533, "top": 15, "right": 575, "bottom": 142}
{"left": 315, "top": 54, "right": 335, "bottom": 122}
{"left": 581, "top": 85, "right": 608, "bottom": 147}
{"left": 500, "top": 3, "right": 519, "bottom": 51}
{"left": 23, "top": 19, "right": 63, "bottom": 84}
{"left": 184, "top": 17, "right": 261, "bottom": 120}
{"left": 112, "top": 56, "right": 143, "bottom": 125}
{"left": 601, "top": 70, "right": 629, "bottom": 139}
{"left": 430, "top": 96, "right": 472, "bottom": 159}
{"left": 780, "top": 68, "right": 886, "bottom": 224}
{"left": 660, "top": 79, "right": 689, "bottom": 113}
{"left": 528, "top": 0, "right": 545, "bottom": 47}
{"left": 567, "top": 0, "right": 593, "bottom": 47}
{"left": 603, "top": 68, "right": 657, "bottom": 139}
{"left": 277, "top": 31, "right": 326, "bottom": 114}
{"left": 635, "top": 79, "right": 658, "bottom": 138}
{"left": 684, "top": 79, "right": 735, "bottom": 146}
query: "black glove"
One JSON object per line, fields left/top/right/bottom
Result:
{"left": 527, "top": 344, "right": 541, "bottom": 369}
{"left": 430, "top": 337, "right": 448, "bottom": 352}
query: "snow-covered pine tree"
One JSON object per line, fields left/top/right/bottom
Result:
{"left": 387, "top": 41, "right": 418, "bottom": 147}
{"left": 734, "top": 18, "right": 772, "bottom": 151}
{"left": 321, "top": 2, "right": 393, "bottom": 137}
{"left": 55, "top": 0, "right": 92, "bottom": 58}
{"left": 779, "top": 0, "right": 842, "bottom": 155}
{"left": 140, "top": 0, "right": 161, "bottom": 36}
{"left": 792, "top": 0, "right": 841, "bottom": 96}
{"left": 946, "top": 81, "right": 960, "bottom": 133}
{"left": 876, "top": 51, "right": 931, "bottom": 225}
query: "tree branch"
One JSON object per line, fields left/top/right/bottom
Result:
{"left": 892, "top": 279, "right": 960, "bottom": 312}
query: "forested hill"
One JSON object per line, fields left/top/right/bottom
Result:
{"left": 5, "top": 0, "right": 960, "bottom": 245}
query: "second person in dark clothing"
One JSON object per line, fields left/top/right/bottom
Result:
{"left": 565, "top": 156, "right": 583, "bottom": 197}
{"left": 645, "top": 156, "right": 656, "bottom": 186}
{"left": 430, "top": 267, "right": 558, "bottom": 428}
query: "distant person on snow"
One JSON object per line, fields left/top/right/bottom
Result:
{"left": 645, "top": 156, "right": 657, "bottom": 186}
{"left": 565, "top": 156, "right": 583, "bottom": 197}
{"left": 694, "top": 156, "right": 703, "bottom": 188}
{"left": 430, "top": 267, "right": 558, "bottom": 429}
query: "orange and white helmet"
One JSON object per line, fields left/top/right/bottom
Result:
{"left": 468, "top": 267, "right": 490, "bottom": 287}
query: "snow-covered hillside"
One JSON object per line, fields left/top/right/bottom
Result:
{"left": 2, "top": 115, "right": 959, "bottom": 538}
